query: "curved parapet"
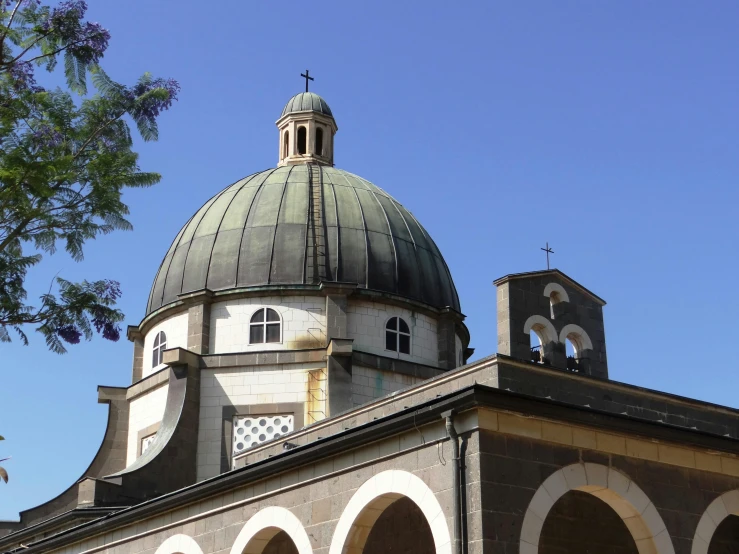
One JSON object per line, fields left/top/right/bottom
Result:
{"left": 102, "top": 349, "right": 200, "bottom": 500}
{"left": 0, "top": 386, "right": 129, "bottom": 539}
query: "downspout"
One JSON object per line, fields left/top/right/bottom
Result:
{"left": 444, "top": 412, "right": 462, "bottom": 554}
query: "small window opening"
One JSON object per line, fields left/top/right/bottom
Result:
{"left": 549, "top": 291, "right": 561, "bottom": 319}
{"left": 315, "top": 127, "right": 324, "bottom": 156}
{"left": 297, "top": 126, "right": 307, "bottom": 154}
{"left": 385, "top": 317, "right": 411, "bottom": 355}
{"left": 249, "top": 308, "right": 281, "bottom": 344}
{"left": 530, "top": 329, "right": 543, "bottom": 364}
{"left": 140, "top": 433, "right": 156, "bottom": 456}
{"left": 565, "top": 336, "right": 579, "bottom": 371}
{"left": 283, "top": 131, "right": 289, "bottom": 159}
{"left": 152, "top": 331, "right": 167, "bottom": 367}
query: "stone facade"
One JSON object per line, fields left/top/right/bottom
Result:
{"left": 496, "top": 270, "right": 608, "bottom": 378}
{"left": 126, "top": 383, "right": 169, "bottom": 466}
{"left": 143, "top": 312, "right": 189, "bottom": 378}
{"left": 210, "top": 297, "right": 327, "bottom": 354}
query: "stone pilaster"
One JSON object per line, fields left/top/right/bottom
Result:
{"left": 437, "top": 308, "right": 459, "bottom": 370}
{"left": 322, "top": 283, "right": 356, "bottom": 416}
{"left": 183, "top": 290, "right": 214, "bottom": 355}
{"left": 127, "top": 326, "right": 144, "bottom": 383}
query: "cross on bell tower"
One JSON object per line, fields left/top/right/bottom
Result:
{"left": 300, "top": 70, "right": 314, "bottom": 92}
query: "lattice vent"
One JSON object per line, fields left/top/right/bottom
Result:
{"left": 233, "top": 414, "right": 294, "bottom": 456}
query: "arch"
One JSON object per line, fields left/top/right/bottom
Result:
{"left": 523, "top": 315, "right": 557, "bottom": 345}
{"left": 691, "top": 489, "right": 739, "bottom": 554}
{"left": 385, "top": 316, "right": 411, "bottom": 355}
{"left": 558, "top": 323, "right": 593, "bottom": 354}
{"left": 249, "top": 307, "right": 282, "bottom": 344}
{"left": 297, "top": 126, "right": 307, "bottom": 154}
{"left": 155, "top": 534, "right": 204, "bottom": 554}
{"left": 315, "top": 127, "right": 324, "bottom": 156}
{"left": 283, "top": 130, "right": 289, "bottom": 159}
{"left": 152, "top": 330, "right": 167, "bottom": 367}
{"left": 543, "top": 282, "right": 570, "bottom": 303}
{"left": 230, "top": 506, "right": 312, "bottom": 554}
{"left": 520, "top": 463, "right": 674, "bottom": 554}
{"left": 329, "top": 469, "right": 452, "bottom": 554}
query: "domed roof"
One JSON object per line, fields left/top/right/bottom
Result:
{"left": 146, "top": 165, "right": 460, "bottom": 315}
{"left": 281, "top": 92, "right": 333, "bottom": 118}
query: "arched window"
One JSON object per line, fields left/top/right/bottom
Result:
{"left": 152, "top": 331, "right": 167, "bottom": 367}
{"left": 283, "top": 130, "right": 289, "bottom": 159}
{"left": 385, "top": 317, "right": 410, "bottom": 354}
{"left": 315, "top": 127, "right": 324, "bottom": 156}
{"left": 297, "top": 126, "right": 307, "bottom": 154}
{"left": 250, "top": 308, "right": 281, "bottom": 344}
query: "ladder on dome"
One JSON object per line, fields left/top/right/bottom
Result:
{"left": 305, "top": 164, "right": 327, "bottom": 284}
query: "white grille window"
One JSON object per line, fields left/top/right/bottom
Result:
{"left": 141, "top": 433, "right": 156, "bottom": 455}
{"left": 233, "top": 414, "right": 294, "bottom": 456}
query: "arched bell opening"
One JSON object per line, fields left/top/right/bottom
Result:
{"left": 297, "top": 126, "right": 307, "bottom": 155}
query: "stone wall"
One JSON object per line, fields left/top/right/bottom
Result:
{"left": 210, "top": 296, "right": 326, "bottom": 354}
{"left": 143, "top": 312, "right": 189, "bottom": 378}
{"left": 476, "top": 429, "right": 739, "bottom": 554}
{"left": 40, "top": 421, "right": 473, "bottom": 554}
{"left": 126, "top": 383, "right": 169, "bottom": 466}
{"left": 350, "top": 365, "right": 420, "bottom": 407}
{"left": 197, "top": 363, "right": 323, "bottom": 480}
{"left": 346, "top": 299, "right": 438, "bottom": 366}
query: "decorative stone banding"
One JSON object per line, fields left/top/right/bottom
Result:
{"left": 328, "top": 469, "right": 451, "bottom": 554}
{"left": 523, "top": 315, "right": 557, "bottom": 345}
{"left": 690, "top": 489, "right": 739, "bottom": 554}
{"left": 154, "top": 534, "right": 204, "bottom": 554}
{"left": 229, "top": 506, "right": 312, "bottom": 554}
{"left": 519, "top": 463, "right": 675, "bottom": 554}
{"left": 543, "top": 282, "right": 570, "bottom": 303}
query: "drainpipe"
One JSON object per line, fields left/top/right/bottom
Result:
{"left": 443, "top": 411, "right": 462, "bottom": 554}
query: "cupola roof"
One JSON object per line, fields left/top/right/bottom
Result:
{"left": 281, "top": 92, "right": 333, "bottom": 118}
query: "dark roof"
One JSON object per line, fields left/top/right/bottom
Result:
{"left": 280, "top": 92, "right": 333, "bottom": 118}
{"left": 146, "top": 165, "right": 460, "bottom": 315}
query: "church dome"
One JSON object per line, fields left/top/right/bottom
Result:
{"left": 281, "top": 92, "right": 333, "bottom": 118}
{"left": 146, "top": 165, "right": 460, "bottom": 315}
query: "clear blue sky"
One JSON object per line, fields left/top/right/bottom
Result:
{"left": 3, "top": 0, "right": 739, "bottom": 519}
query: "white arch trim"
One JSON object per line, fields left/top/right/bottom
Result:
{"left": 329, "top": 469, "right": 452, "bottom": 554}
{"left": 691, "top": 489, "right": 739, "bottom": 554}
{"left": 155, "top": 534, "right": 204, "bottom": 554}
{"left": 230, "top": 506, "right": 313, "bottom": 554}
{"left": 558, "top": 323, "right": 593, "bottom": 351}
{"left": 523, "top": 315, "right": 557, "bottom": 345}
{"left": 543, "top": 283, "right": 570, "bottom": 303}
{"left": 519, "top": 463, "right": 675, "bottom": 554}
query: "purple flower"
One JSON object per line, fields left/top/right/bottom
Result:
{"left": 128, "top": 78, "right": 180, "bottom": 119}
{"left": 67, "top": 21, "right": 109, "bottom": 65}
{"left": 56, "top": 324, "right": 81, "bottom": 344}
{"left": 32, "top": 124, "right": 64, "bottom": 148}
{"left": 102, "top": 322, "right": 120, "bottom": 342}
{"left": 8, "top": 61, "right": 37, "bottom": 91}
{"left": 43, "top": 1, "right": 109, "bottom": 65}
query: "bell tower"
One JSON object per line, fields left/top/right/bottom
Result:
{"left": 495, "top": 269, "right": 609, "bottom": 379}
{"left": 276, "top": 75, "right": 337, "bottom": 167}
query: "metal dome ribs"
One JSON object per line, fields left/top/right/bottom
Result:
{"left": 146, "top": 165, "right": 459, "bottom": 315}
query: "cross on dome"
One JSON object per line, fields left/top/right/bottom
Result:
{"left": 300, "top": 69, "right": 314, "bottom": 92}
